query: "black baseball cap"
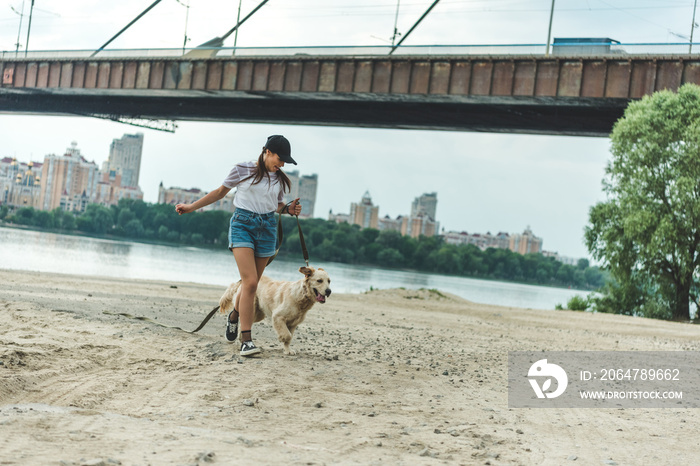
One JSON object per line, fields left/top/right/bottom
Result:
{"left": 264, "top": 135, "right": 296, "bottom": 165}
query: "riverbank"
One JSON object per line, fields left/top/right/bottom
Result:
{"left": 1, "top": 269, "right": 698, "bottom": 465}
{"left": 0, "top": 226, "right": 592, "bottom": 310}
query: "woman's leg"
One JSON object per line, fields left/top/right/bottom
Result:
{"left": 232, "top": 248, "right": 271, "bottom": 340}
{"left": 233, "top": 255, "right": 269, "bottom": 312}
{"left": 232, "top": 248, "right": 257, "bottom": 338}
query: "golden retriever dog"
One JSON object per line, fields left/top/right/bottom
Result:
{"left": 219, "top": 267, "right": 332, "bottom": 355}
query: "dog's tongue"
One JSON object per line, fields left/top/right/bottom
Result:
{"left": 316, "top": 294, "right": 326, "bottom": 303}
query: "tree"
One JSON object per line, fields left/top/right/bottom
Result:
{"left": 34, "top": 210, "right": 54, "bottom": 229}
{"left": 158, "top": 225, "right": 169, "bottom": 241}
{"left": 377, "top": 248, "right": 404, "bottom": 267}
{"left": 13, "top": 207, "right": 35, "bottom": 225}
{"left": 362, "top": 242, "right": 382, "bottom": 263}
{"left": 124, "top": 219, "right": 145, "bottom": 238}
{"left": 62, "top": 212, "right": 76, "bottom": 231}
{"left": 359, "top": 228, "right": 380, "bottom": 246}
{"left": 117, "top": 208, "right": 135, "bottom": 229}
{"left": 80, "top": 204, "right": 114, "bottom": 234}
{"left": 376, "top": 230, "right": 402, "bottom": 250}
{"left": 556, "top": 264, "right": 575, "bottom": 284}
{"left": 413, "top": 235, "right": 442, "bottom": 269}
{"left": 584, "top": 266, "right": 606, "bottom": 289}
{"left": 435, "top": 246, "right": 461, "bottom": 274}
{"left": 585, "top": 84, "right": 700, "bottom": 320}
{"left": 521, "top": 254, "right": 539, "bottom": 281}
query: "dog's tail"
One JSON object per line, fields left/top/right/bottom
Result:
{"left": 219, "top": 280, "right": 242, "bottom": 314}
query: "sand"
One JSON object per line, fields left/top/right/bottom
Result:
{"left": 1, "top": 268, "right": 699, "bottom": 466}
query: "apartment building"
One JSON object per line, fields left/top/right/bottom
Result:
{"left": 38, "top": 142, "right": 99, "bottom": 212}
{"left": 104, "top": 133, "right": 144, "bottom": 188}
{"left": 350, "top": 191, "right": 379, "bottom": 229}
{"left": 282, "top": 170, "right": 318, "bottom": 218}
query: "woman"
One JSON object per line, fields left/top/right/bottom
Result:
{"left": 176, "top": 135, "right": 301, "bottom": 357}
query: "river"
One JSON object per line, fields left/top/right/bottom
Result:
{"left": 0, "top": 226, "right": 589, "bottom": 310}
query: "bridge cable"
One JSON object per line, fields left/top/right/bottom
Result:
{"left": 91, "top": 0, "right": 164, "bottom": 57}
{"left": 389, "top": 0, "right": 441, "bottom": 55}
{"left": 188, "top": 0, "right": 270, "bottom": 52}
{"left": 221, "top": 0, "right": 271, "bottom": 41}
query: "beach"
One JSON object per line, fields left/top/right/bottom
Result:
{"left": 1, "top": 269, "right": 699, "bottom": 465}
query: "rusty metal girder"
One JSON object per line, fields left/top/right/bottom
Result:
{"left": 1, "top": 55, "right": 699, "bottom": 136}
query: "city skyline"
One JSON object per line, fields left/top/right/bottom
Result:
{"left": 2, "top": 124, "right": 604, "bottom": 261}
{"left": 4, "top": 143, "right": 551, "bottom": 251}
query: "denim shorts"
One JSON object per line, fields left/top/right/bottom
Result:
{"left": 228, "top": 208, "right": 277, "bottom": 257}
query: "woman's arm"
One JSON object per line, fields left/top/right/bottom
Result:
{"left": 176, "top": 185, "right": 231, "bottom": 215}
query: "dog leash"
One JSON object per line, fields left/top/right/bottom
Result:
{"left": 102, "top": 305, "right": 220, "bottom": 333}
{"left": 295, "top": 213, "right": 310, "bottom": 268}
{"left": 269, "top": 201, "right": 310, "bottom": 267}
{"left": 266, "top": 210, "right": 285, "bottom": 266}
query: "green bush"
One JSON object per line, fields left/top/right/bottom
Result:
{"left": 566, "top": 295, "right": 590, "bottom": 311}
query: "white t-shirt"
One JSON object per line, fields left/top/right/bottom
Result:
{"left": 222, "top": 161, "right": 284, "bottom": 214}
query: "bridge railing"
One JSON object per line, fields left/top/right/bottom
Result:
{"left": 1, "top": 43, "right": 698, "bottom": 60}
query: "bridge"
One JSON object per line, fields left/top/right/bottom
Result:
{"left": 1, "top": 46, "right": 699, "bottom": 136}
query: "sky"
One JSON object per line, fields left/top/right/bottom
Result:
{"left": 0, "top": 0, "right": 696, "bottom": 260}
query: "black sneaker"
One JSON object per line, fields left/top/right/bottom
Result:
{"left": 240, "top": 340, "right": 261, "bottom": 357}
{"left": 225, "top": 311, "right": 238, "bottom": 342}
